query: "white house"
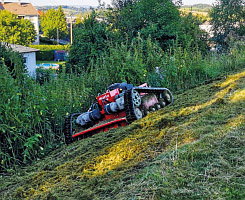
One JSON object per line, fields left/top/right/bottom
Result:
{"left": 3, "top": 43, "right": 39, "bottom": 75}
{"left": 0, "top": 0, "right": 40, "bottom": 44}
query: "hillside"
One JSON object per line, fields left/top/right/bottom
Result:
{"left": 0, "top": 70, "right": 244, "bottom": 200}
{"left": 181, "top": 4, "right": 212, "bottom": 12}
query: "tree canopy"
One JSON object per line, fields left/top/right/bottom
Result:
{"left": 0, "top": 10, "right": 36, "bottom": 46}
{"left": 210, "top": 0, "right": 245, "bottom": 47}
{"left": 107, "top": 0, "right": 181, "bottom": 48}
{"left": 67, "top": 11, "right": 110, "bottom": 74}
{"left": 40, "top": 6, "right": 68, "bottom": 40}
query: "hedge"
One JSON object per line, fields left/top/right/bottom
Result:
{"left": 30, "top": 45, "right": 70, "bottom": 61}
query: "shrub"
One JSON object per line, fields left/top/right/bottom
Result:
{"left": 0, "top": 43, "right": 26, "bottom": 79}
{"left": 36, "top": 67, "right": 57, "bottom": 85}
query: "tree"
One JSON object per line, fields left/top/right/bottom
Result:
{"left": 210, "top": 0, "right": 245, "bottom": 48}
{"left": 0, "top": 10, "right": 36, "bottom": 45}
{"left": 111, "top": 0, "right": 136, "bottom": 9}
{"left": 178, "top": 13, "right": 209, "bottom": 53}
{"left": 107, "top": 0, "right": 181, "bottom": 49}
{"left": 41, "top": 6, "right": 68, "bottom": 40}
{"left": 66, "top": 11, "right": 110, "bottom": 74}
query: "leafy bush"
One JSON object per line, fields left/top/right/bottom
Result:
{"left": 178, "top": 13, "right": 210, "bottom": 53}
{"left": 36, "top": 67, "right": 57, "bottom": 85}
{"left": 0, "top": 43, "right": 26, "bottom": 79}
{"left": 107, "top": 0, "right": 181, "bottom": 49}
{"left": 67, "top": 0, "right": 210, "bottom": 74}
{"left": 0, "top": 70, "right": 91, "bottom": 171}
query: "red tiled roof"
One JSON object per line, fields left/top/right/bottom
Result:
{"left": 37, "top": 10, "right": 45, "bottom": 16}
{"left": 0, "top": 2, "right": 39, "bottom": 16}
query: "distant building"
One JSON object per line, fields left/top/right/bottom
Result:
{"left": 2, "top": 42, "right": 39, "bottom": 75}
{"left": 0, "top": 0, "right": 40, "bottom": 44}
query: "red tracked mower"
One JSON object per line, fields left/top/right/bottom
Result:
{"left": 64, "top": 82, "right": 173, "bottom": 144}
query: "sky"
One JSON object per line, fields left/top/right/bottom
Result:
{"left": 3, "top": 0, "right": 217, "bottom": 6}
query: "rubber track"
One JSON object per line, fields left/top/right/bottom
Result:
{"left": 133, "top": 87, "right": 174, "bottom": 105}
{"left": 125, "top": 87, "right": 174, "bottom": 123}
{"left": 125, "top": 89, "right": 136, "bottom": 123}
{"left": 64, "top": 113, "right": 81, "bottom": 144}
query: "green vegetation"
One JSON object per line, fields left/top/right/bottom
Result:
{"left": 109, "top": 0, "right": 182, "bottom": 48}
{"left": 39, "top": 36, "right": 58, "bottom": 45}
{"left": 0, "top": 43, "right": 26, "bottom": 77}
{"left": 209, "top": 0, "right": 245, "bottom": 49}
{"left": 67, "top": 11, "right": 110, "bottom": 73}
{"left": 0, "top": 0, "right": 244, "bottom": 198}
{"left": 0, "top": 36, "right": 244, "bottom": 173}
{"left": 67, "top": 0, "right": 209, "bottom": 74}
{"left": 36, "top": 61, "right": 65, "bottom": 65}
{"left": 0, "top": 69, "right": 244, "bottom": 199}
{"left": 0, "top": 10, "right": 36, "bottom": 46}
{"left": 40, "top": 6, "right": 68, "bottom": 40}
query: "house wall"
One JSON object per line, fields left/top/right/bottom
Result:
{"left": 24, "top": 15, "right": 39, "bottom": 44}
{"left": 23, "top": 52, "right": 37, "bottom": 75}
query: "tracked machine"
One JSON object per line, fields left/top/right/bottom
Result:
{"left": 64, "top": 82, "right": 173, "bottom": 144}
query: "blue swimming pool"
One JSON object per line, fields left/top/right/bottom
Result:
{"left": 36, "top": 63, "right": 59, "bottom": 69}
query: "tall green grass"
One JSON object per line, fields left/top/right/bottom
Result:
{"left": 87, "top": 38, "right": 245, "bottom": 92}
{"left": 0, "top": 68, "right": 92, "bottom": 171}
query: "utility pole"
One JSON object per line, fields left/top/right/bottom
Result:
{"left": 70, "top": 15, "right": 73, "bottom": 45}
{"left": 57, "top": 28, "right": 59, "bottom": 44}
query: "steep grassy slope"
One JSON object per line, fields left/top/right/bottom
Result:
{"left": 0, "top": 70, "right": 244, "bottom": 200}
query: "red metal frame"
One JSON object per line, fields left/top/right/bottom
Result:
{"left": 97, "top": 88, "right": 120, "bottom": 114}
{"left": 72, "top": 118, "right": 127, "bottom": 138}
